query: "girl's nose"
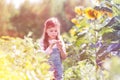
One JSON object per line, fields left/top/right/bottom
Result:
{"left": 53, "top": 31, "right": 57, "bottom": 34}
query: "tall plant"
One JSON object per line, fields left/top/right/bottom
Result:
{"left": 63, "top": 0, "right": 119, "bottom": 79}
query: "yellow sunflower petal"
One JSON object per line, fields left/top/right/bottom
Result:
{"left": 71, "top": 18, "right": 79, "bottom": 24}
{"left": 75, "top": 7, "right": 83, "bottom": 15}
{"left": 84, "top": 7, "right": 101, "bottom": 20}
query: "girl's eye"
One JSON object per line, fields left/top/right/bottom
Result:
{"left": 50, "top": 30, "right": 57, "bottom": 32}
{"left": 50, "top": 30, "right": 53, "bottom": 32}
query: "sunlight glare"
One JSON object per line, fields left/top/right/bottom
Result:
{"left": 6, "top": 0, "right": 41, "bottom": 9}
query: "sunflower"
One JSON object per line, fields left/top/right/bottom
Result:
{"left": 99, "top": 7, "right": 113, "bottom": 17}
{"left": 84, "top": 7, "right": 101, "bottom": 20}
{"left": 100, "top": 11, "right": 113, "bottom": 18}
{"left": 74, "top": 7, "right": 83, "bottom": 16}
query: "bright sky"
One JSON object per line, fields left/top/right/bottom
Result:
{"left": 6, "top": 0, "right": 41, "bottom": 9}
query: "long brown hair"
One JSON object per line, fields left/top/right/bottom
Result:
{"left": 41, "top": 17, "right": 61, "bottom": 50}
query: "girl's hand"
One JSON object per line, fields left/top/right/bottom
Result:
{"left": 46, "top": 40, "right": 58, "bottom": 54}
{"left": 56, "top": 40, "right": 67, "bottom": 60}
{"left": 56, "top": 40, "right": 63, "bottom": 51}
{"left": 49, "top": 40, "right": 58, "bottom": 48}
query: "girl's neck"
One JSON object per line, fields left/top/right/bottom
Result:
{"left": 48, "top": 37, "right": 56, "bottom": 40}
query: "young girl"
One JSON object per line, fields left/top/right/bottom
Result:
{"left": 40, "top": 17, "right": 67, "bottom": 80}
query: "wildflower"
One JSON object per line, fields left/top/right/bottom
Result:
{"left": 69, "top": 29, "right": 76, "bottom": 36}
{"left": 71, "top": 18, "right": 79, "bottom": 24}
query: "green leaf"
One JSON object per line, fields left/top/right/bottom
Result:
{"left": 75, "top": 37, "right": 88, "bottom": 46}
{"left": 113, "top": 0, "right": 120, "bottom": 4}
{"left": 99, "top": 27, "right": 114, "bottom": 35}
{"left": 112, "top": 4, "right": 120, "bottom": 16}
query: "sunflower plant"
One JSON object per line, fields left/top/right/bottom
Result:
{"left": 63, "top": 0, "right": 120, "bottom": 80}
{"left": 70, "top": 0, "right": 116, "bottom": 61}
{"left": 69, "top": 5, "right": 113, "bottom": 67}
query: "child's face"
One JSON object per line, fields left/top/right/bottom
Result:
{"left": 46, "top": 27, "right": 58, "bottom": 39}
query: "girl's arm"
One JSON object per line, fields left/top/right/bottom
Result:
{"left": 57, "top": 41, "right": 67, "bottom": 60}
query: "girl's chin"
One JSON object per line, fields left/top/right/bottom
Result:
{"left": 49, "top": 37, "right": 56, "bottom": 39}
{"left": 52, "top": 37, "right": 56, "bottom": 39}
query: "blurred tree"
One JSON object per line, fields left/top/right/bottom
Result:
{"left": 0, "top": 0, "right": 7, "bottom": 35}
{"left": 0, "top": 0, "right": 17, "bottom": 37}
{"left": 50, "top": 0, "right": 84, "bottom": 33}
{"left": 10, "top": 0, "right": 51, "bottom": 39}
{"left": 8, "top": 0, "right": 94, "bottom": 39}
